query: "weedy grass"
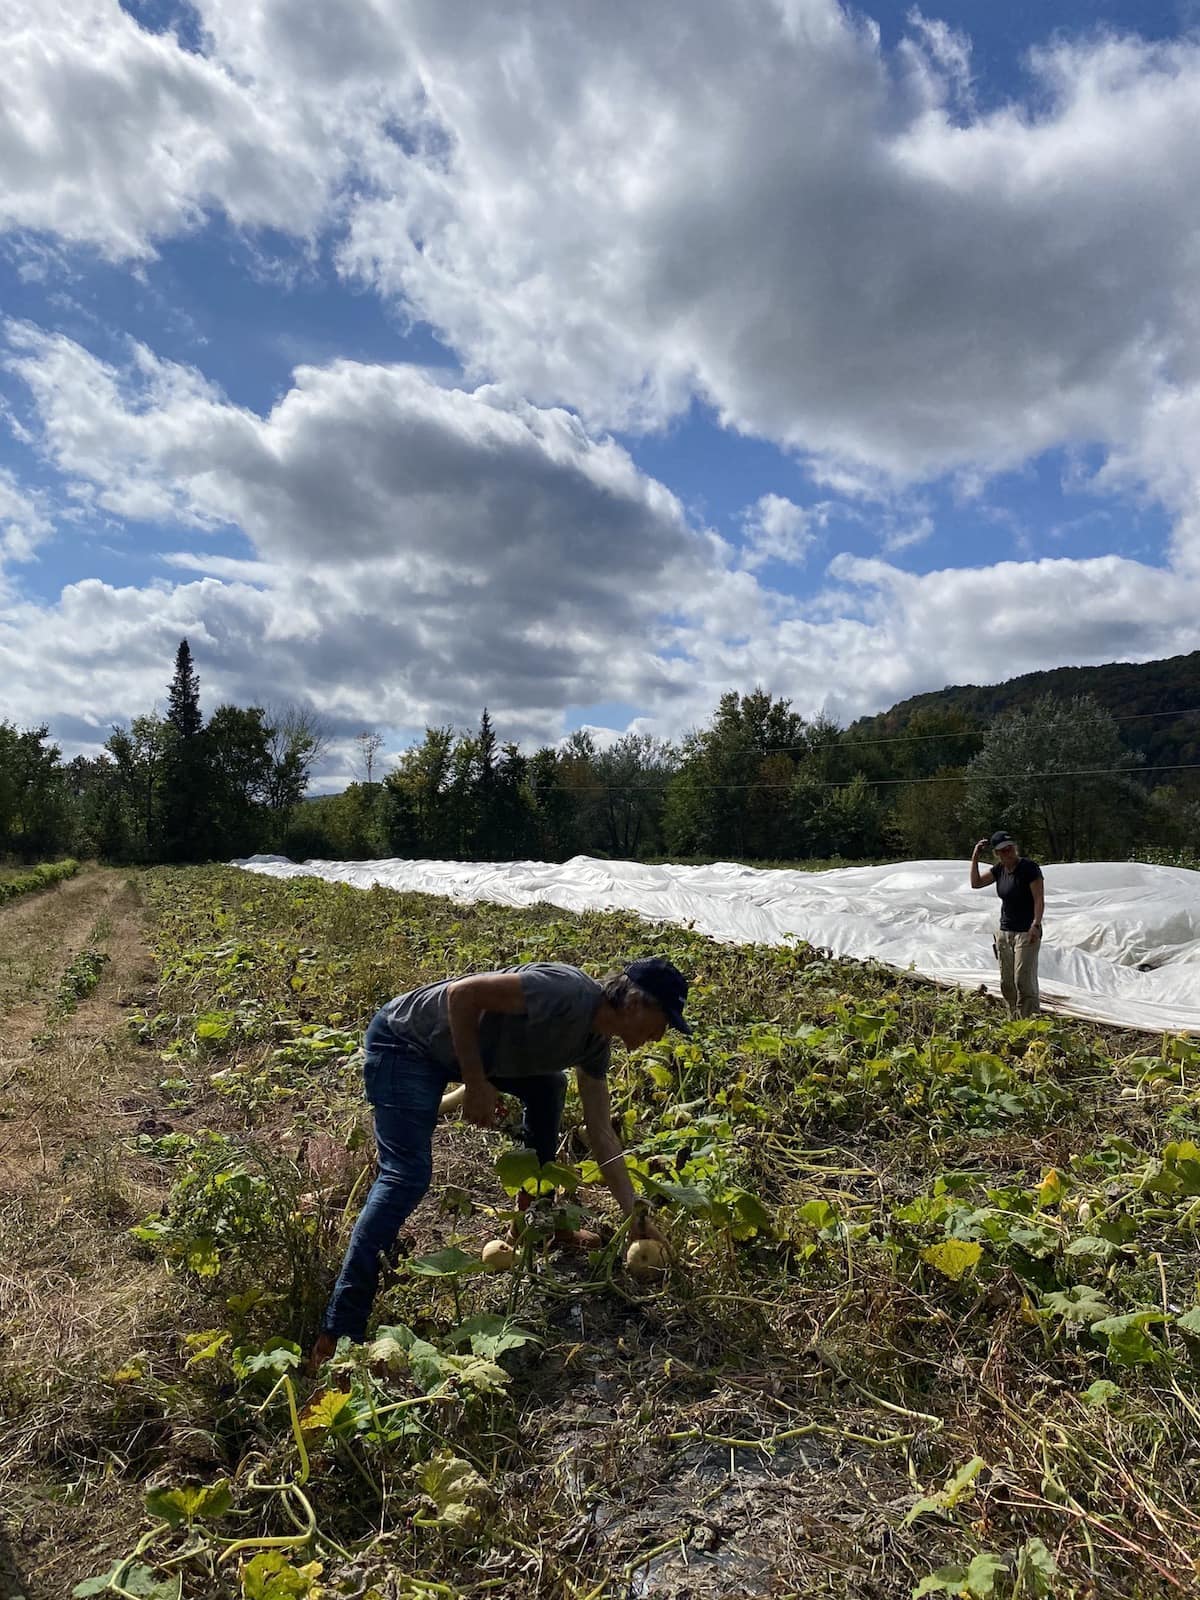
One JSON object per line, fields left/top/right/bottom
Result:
{"left": 4, "top": 865, "right": 1200, "bottom": 1600}
{"left": 0, "top": 857, "right": 80, "bottom": 902}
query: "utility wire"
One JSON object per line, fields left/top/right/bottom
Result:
{"left": 564, "top": 761, "right": 1200, "bottom": 794}
{"left": 712, "top": 704, "right": 1200, "bottom": 759}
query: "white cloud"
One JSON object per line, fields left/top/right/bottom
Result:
{"left": 5, "top": 3, "right": 1200, "bottom": 505}
{"left": 0, "top": 0, "right": 343, "bottom": 260}
{"left": 0, "top": 469, "right": 54, "bottom": 571}
{"left": 1, "top": 325, "right": 716, "bottom": 741}
{"left": 880, "top": 513, "right": 934, "bottom": 553}
{"left": 321, "top": 5, "right": 1200, "bottom": 504}
{"left": 648, "top": 552, "right": 1200, "bottom": 737}
{"left": 4, "top": 324, "right": 1199, "bottom": 758}
{"left": 739, "top": 494, "right": 821, "bottom": 570}
{"left": 4, "top": 5, "right": 1200, "bottom": 755}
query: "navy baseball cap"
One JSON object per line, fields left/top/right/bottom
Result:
{"left": 990, "top": 831, "right": 1016, "bottom": 848}
{"left": 624, "top": 957, "right": 693, "bottom": 1035}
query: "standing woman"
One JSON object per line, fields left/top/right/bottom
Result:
{"left": 970, "top": 831, "right": 1045, "bottom": 1018}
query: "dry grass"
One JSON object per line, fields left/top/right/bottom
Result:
{"left": 0, "top": 868, "right": 184, "bottom": 1598}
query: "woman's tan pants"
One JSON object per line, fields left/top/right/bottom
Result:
{"left": 995, "top": 930, "right": 1040, "bottom": 1018}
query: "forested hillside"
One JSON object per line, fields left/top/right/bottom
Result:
{"left": 848, "top": 651, "right": 1200, "bottom": 781}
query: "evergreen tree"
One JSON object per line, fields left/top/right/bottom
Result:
{"left": 161, "top": 639, "right": 209, "bottom": 861}
{"left": 493, "top": 742, "right": 537, "bottom": 858}
{"left": 473, "top": 709, "right": 500, "bottom": 856}
{"left": 167, "top": 640, "right": 202, "bottom": 738}
{"left": 384, "top": 727, "right": 455, "bottom": 855}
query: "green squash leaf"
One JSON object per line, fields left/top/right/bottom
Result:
{"left": 921, "top": 1239, "right": 983, "bottom": 1282}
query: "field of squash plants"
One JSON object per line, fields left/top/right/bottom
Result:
{"left": 12, "top": 865, "right": 1200, "bottom": 1599}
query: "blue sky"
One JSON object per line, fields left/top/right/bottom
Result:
{"left": 2, "top": 0, "right": 1199, "bottom": 779}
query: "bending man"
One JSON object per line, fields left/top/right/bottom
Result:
{"left": 970, "top": 830, "right": 1045, "bottom": 1018}
{"left": 312, "top": 957, "right": 690, "bottom": 1363}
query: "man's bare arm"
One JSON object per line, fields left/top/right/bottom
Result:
{"left": 576, "top": 1068, "right": 662, "bottom": 1240}
{"left": 446, "top": 973, "right": 526, "bottom": 1127}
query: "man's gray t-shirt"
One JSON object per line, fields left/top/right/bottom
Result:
{"left": 381, "top": 962, "right": 611, "bottom": 1080}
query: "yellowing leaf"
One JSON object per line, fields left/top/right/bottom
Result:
{"left": 1036, "top": 1168, "right": 1066, "bottom": 1207}
{"left": 921, "top": 1240, "right": 983, "bottom": 1281}
{"left": 442, "top": 1354, "right": 510, "bottom": 1394}
{"left": 240, "top": 1550, "right": 323, "bottom": 1599}
{"left": 905, "top": 1455, "right": 987, "bottom": 1525}
{"left": 185, "top": 1238, "right": 221, "bottom": 1277}
{"left": 107, "top": 1363, "right": 145, "bottom": 1383}
{"left": 417, "top": 1450, "right": 490, "bottom": 1531}
{"left": 185, "top": 1329, "right": 231, "bottom": 1365}
{"left": 300, "top": 1389, "right": 353, "bottom": 1437}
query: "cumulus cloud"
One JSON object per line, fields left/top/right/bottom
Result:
{"left": 322, "top": 5, "right": 1200, "bottom": 502}
{"left": 3, "top": 4, "right": 1200, "bottom": 755}
{"left": 0, "top": 469, "right": 54, "bottom": 572}
{"left": 0, "top": 0, "right": 344, "bottom": 259}
{"left": 1, "top": 325, "right": 713, "bottom": 740}
{"left": 739, "top": 495, "right": 821, "bottom": 570}
{"left": 4, "top": 322, "right": 1199, "bottom": 756}
{"left": 647, "top": 552, "right": 1200, "bottom": 737}
{"left": 6, "top": 3, "right": 1200, "bottom": 502}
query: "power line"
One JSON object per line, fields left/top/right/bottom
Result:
{"left": 566, "top": 761, "right": 1200, "bottom": 794}
{"left": 725, "top": 704, "right": 1200, "bottom": 759}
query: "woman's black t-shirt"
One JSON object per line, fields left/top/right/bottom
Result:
{"left": 995, "top": 857, "right": 1043, "bottom": 932}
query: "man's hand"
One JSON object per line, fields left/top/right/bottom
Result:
{"left": 462, "top": 1080, "right": 502, "bottom": 1128}
{"left": 1028, "top": 923, "right": 1042, "bottom": 945}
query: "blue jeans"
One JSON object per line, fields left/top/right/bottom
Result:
{"left": 321, "top": 1010, "right": 568, "bottom": 1341}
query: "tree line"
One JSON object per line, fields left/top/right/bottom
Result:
{"left": 2, "top": 642, "right": 1196, "bottom": 867}
{"left": 0, "top": 642, "right": 326, "bottom": 864}
{"left": 235, "top": 684, "right": 1200, "bottom": 864}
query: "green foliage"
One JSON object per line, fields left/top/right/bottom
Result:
{"left": 73, "top": 1563, "right": 180, "bottom": 1599}
{"left": 59, "top": 864, "right": 1200, "bottom": 1600}
{"left": 0, "top": 856, "right": 79, "bottom": 904}
{"left": 913, "top": 1552, "right": 1007, "bottom": 1598}
{"left": 5, "top": 644, "right": 1196, "bottom": 865}
{"left": 905, "top": 1456, "right": 987, "bottom": 1524}
{"left": 848, "top": 648, "right": 1199, "bottom": 791}
{"left": 55, "top": 947, "right": 109, "bottom": 1011}
{"left": 965, "top": 694, "right": 1144, "bottom": 859}
{"left": 143, "top": 1479, "right": 232, "bottom": 1527}
{"left": 0, "top": 722, "right": 71, "bottom": 856}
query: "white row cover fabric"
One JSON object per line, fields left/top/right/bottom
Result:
{"left": 233, "top": 854, "right": 1200, "bottom": 1035}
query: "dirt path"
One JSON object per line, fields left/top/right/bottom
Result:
{"left": 0, "top": 868, "right": 173, "bottom": 1600}
{"left": 0, "top": 868, "right": 158, "bottom": 1184}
